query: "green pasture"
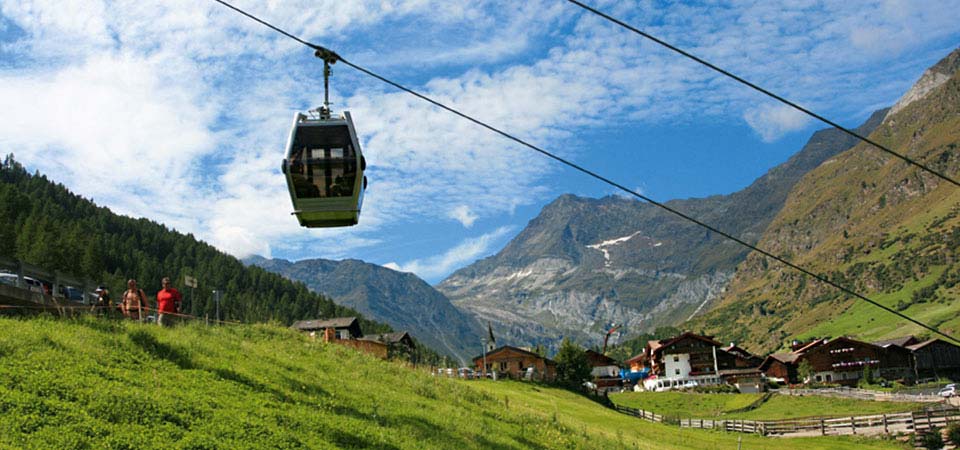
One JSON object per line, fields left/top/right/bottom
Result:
{"left": 610, "top": 391, "right": 927, "bottom": 421}
{"left": 0, "top": 317, "right": 907, "bottom": 449}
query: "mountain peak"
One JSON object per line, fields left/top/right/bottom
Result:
{"left": 885, "top": 47, "right": 960, "bottom": 120}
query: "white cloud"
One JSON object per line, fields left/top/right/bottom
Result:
{"left": 448, "top": 205, "right": 478, "bottom": 228}
{"left": 743, "top": 103, "right": 811, "bottom": 142}
{"left": 1, "top": 0, "right": 959, "bottom": 266}
{"left": 0, "top": 52, "right": 216, "bottom": 229}
{"left": 383, "top": 226, "right": 513, "bottom": 280}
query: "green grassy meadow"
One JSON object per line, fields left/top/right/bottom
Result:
{"left": 0, "top": 317, "right": 908, "bottom": 449}
{"left": 610, "top": 391, "right": 926, "bottom": 421}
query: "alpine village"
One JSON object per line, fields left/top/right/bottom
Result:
{"left": 2, "top": 3, "right": 960, "bottom": 450}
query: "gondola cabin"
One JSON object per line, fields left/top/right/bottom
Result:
{"left": 282, "top": 111, "right": 366, "bottom": 228}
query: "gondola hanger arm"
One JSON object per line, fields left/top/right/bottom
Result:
{"left": 312, "top": 45, "right": 340, "bottom": 65}
{"left": 311, "top": 45, "right": 340, "bottom": 119}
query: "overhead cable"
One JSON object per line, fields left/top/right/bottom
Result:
{"left": 562, "top": 0, "right": 960, "bottom": 189}
{"left": 210, "top": 0, "right": 960, "bottom": 345}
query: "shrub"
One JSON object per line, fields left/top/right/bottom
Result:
{"left": 919, "top": 427, "right": 943, "bottom": 450}
{"left": 693, "top": 384, "right": 739, "bottom": 394}
{"left": 554, "top": 338, "right": 591, "bottom": 390}
{"left": 947, "top": 423, "right": 960, "bottom": 447}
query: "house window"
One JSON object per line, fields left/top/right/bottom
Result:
{"left": 500, "top": 362, "right": 508, "bottom": 372}
{"left": 673, "top": 356, "right": 679, "bottom": 362}
{"left": 675, "top": 369, "right": 680, "bottom": 375}
{"left": 815, "top": 375, "right": 822, "bottom": 382}
{"left": 826, "top": 374, "right": 832, "bottom": 382}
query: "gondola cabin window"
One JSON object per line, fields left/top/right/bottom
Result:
{"left": 289, "top": 125, "right": 357, "bottom": 199}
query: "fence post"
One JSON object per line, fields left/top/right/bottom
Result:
{"left": 820, "top": 418, "right": 825, "bottom": 436}
{"left": 927, "top": 410, "right": 933, "bottom": 430}
{"left": 883, "top": 414, "right": 888, "bottom": 434}
{"left": 851, "top": 416, "right": 856, "bottom": 434}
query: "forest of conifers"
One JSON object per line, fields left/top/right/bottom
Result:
{"left": 0, "top": 154, "right": 427, "bottom": 347}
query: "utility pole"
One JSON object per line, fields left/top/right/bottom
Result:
{"left": 481, "top": 337, "right": 488, "bottom": 378}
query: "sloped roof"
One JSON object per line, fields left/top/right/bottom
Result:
{"left": 472, "top": 345, "right": 555, "bottom": 365}
{"left": 291, "top": 317, "right": 358, "bottom": 330}
{"left": 906, "top": 338, "right": 960, "bottom": 351}
{"left": 723, "top": 344, "right": 756, "bottom": 358}
{"left": 653, "top": 332, "right": 723, "bottom": 357}
{"left": 873, "top": 336, "right": 918, "bottom": 348}
{"left": 585, "top": 349, "right": 618, "bottom": 366}
{"left": 625, "top": 352, "right": 647, "bottom": 365}
{"left": 361, "top": 332, "right": 413, "bottom": 345}
{"left": 793, "top": 338, "right": 826, "bottom": 354}
{"left": 769, "top": 353, "right": 799, "bottom": 364}
{"left": 648, "top": 340, "right": 663, "bottom": 353}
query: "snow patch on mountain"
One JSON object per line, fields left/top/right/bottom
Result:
{"left": 586, "top": 231, "right": 661, "bottom": 267}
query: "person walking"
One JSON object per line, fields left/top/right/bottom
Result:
{"left": 121, "top": 279, "right": 148, "bottom": 322}
{"left": 155, "top": 277, "right": 182, "bottom": 327}
{"left": 92, "top": 286, "right": 111, "bottom": 316}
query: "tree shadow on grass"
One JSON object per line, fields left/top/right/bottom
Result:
{"left": 325, "top": 429, "right": 401, "bottom": 450}
{"left": 128, "top": 329, "right": 195, "bottom": 369}
{"left": 72, "top": 316, "right": 125, "bottom": 334}
{"left": 279, "top": 375, "right": 330, "bottom": 400}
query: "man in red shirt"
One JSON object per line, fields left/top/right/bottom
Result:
{"left": 156, "top": 277, "right": 183, "bottom": 327}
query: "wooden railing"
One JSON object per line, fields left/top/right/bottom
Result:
{"left": 613, "top": 402, "right": 960, "bottom": 438}
{"left": 777, "top": 386, "right": 944, "bottom": 403}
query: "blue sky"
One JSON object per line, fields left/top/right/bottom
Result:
{"left": 1, "top": 0, "right": 959, "bottom": 284}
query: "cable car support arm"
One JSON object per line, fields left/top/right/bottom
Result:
{"left": 313, "top": 46, "right": 340, "bottom": 118}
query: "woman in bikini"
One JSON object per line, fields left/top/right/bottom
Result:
{"left": 122, "top": 279, "right": 148, "bottom": 321}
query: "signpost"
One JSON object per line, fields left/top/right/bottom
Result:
{"left": 184, "top": 275, "right": 198, "bottom": 315}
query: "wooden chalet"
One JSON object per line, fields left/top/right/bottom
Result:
{"left": 292, "top": 317, "right": 399, "bottom": 360}
{"left": 585, "top": 349, "right": 620, "bottom": 376}
{"left": 872, "top": 336, "right": 917, "bottom": 380}
{"left": 362, "top": 332, "right": 416, "bottom": 360}
{"left": 759, "top": 337, "right": 906, "bottom": 386}
{"left": 473, "top": 346, "right": 556, "bottom": 382}
{"left": 362, "top": 332, "right": 415, "bottom": 351}
{"left": 292, "top": 317, "right": 362, "bottom": 339}
{"left": 585, "top": 349, "right": 621, "bottom": 390}
{"left": 623, "top": 333, "right": 766, "bottom": 392}
{"left": 907, "top": 338, "right": 960, "bottom": 380}
{"left": 758, "top": 353, "right": 800, "bottom": 383}
{"left": 722, "top": 343, "right": 764, "bottom": 368}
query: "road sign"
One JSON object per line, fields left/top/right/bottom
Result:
{"left": 184, "top": 275, "right": 198, "bottom": 288}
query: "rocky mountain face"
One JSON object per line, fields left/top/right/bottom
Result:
{"left": 886, "top": 49, "right": 960, "bottom": 119}
{"left": 438, "top": 109, "right": 888, "bottom": 353}
{"left": 690, "top": 48, "right": 960, "bottom": 354}
{"left": 245, "top": 256, "right": 484, "bottom": 363}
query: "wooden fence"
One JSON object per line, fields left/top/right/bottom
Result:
{"left": 614, "top": 403, "right": 960, "bottom": 438}
{"left": 777, "top": 386, "right": 945, "bottom": 403}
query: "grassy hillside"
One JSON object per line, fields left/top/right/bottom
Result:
{"left": 0, "top": 316, "right": 906, "bottom": 449}
{"left": 610, "top": 392, "right": 926, "bottom": 420}
{"left": 689, "top": 52, "right": 960, "bottom": 353}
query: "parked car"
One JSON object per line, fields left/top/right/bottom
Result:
{"left": 0, "top": 272, "right": 18, "bottom": 287}
{"left": 0, "top": 272, "right": 45, "bottom": 293}
{"left": 457, "top": 367, "right": 476, "bottom": 379}
{"left": 939, "top": 384, "right": 956, "bottom": 398}
{"left": 22, "top": 276, "right": 45, "bottom": 293}
{"left": 57, "top": 285, "right": 85, "bottom": 302}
